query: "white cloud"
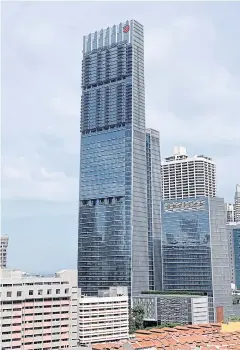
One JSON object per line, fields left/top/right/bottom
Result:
{"left": 144, "top": 15, "right": 240, "bottom": 156}
{"left": 2, "top": 157, "right": 78, "bottom": 202}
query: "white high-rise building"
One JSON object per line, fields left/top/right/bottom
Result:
{"left": 161, "top": 146, "right": 216, "bottom": 200}
{"left": 235, "top": 184, "right": 240, "bottom": 222}
{"left": 0, "top": 268, "right": 79, "bottom": 350}
{"left": 79, "top": 287, "right": 129, "bottom": 345}
{"left": 225, "top": 203, "right": 236, "bottom": 223}
{"left": 0, "top": 234, "right": 9, "bottom": 268}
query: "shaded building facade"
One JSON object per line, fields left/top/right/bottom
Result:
{"left": 146, "top": 129, "right": 162, "bottom": 291}
{"left": 162, "top": 197, "right": 232, "bottom": 321}
{"left": 227, "top": 223, "right": 240, "bottom": 289}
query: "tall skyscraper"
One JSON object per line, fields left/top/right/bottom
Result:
{"left": 161, "top": 146, "right": 216, "bottom": 200}
{"left": 146, "top": 129, "right": 162, "bottom": 291}
{"left": 234, "top": 184, "right": 240, "bottom": 222}
{"left": 0, "top": 234, "right": 9, "bottom": 268}
{"left": 78, "top": 20, "right": 149, "bottom": 297}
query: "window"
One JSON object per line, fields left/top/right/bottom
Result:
{"left": 17, "top": 291, "right": 22, "bottom": 297}
{"left": 47, "top": 289, "right": 51, "bottom": 295}
{"left": 64, "top": 288, "right": 69, "bottom": 294}
{"left": 29, "top": 290, "right": 33, "bottom": 296}
{"left": 38, "top": 290, "right": 43, "bottom": 295}
{"left": 7, "top": 291, "right": 12, "bottom": 297}
{"left": 56, "top": 289, "right": 60, "bottom": 294}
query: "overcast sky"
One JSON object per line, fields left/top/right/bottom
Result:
{"left": 2, "top": 1, "right": 240, "bottom": 273}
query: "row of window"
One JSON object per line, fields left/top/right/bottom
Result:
{"left": 4, "top": 288, "right": 69, "bottom": 298}
{"left": 2, "top": 338, "right": 68, "bottom": 344}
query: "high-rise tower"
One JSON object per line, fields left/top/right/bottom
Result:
{"left": 234, "top": 184, "right": 240, "bottom": 222}
{"left": 0, "top": 234, "right": 9, "bottom": 268}
{"left": 78, "top": 20, "right": 149, "bottom": 297}
{"left": 161, "top": 146, "right": 216, "bottom": 200}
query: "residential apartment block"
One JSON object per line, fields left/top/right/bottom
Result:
{"left": 161, "top": 146, "right": 216, "bottom": 200}
{"left": 226, "top": 203, "right": 236, "bottom": 223}
{"left": 0, "top": 268, "right": 78, "bottom": 350}
{"left": 79, "top": 287, "right": 129, "bottom": 345}
{"left": 235, "top": 184, "right": 240, "bottom": 222}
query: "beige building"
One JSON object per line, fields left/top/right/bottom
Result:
{"left": 0, "top": 234, "right": 9, "bottom": 268}
{"left": 161, "top": 146, "right": 216, "bottom": 200}
{"left": 79, "top": 287, "right": 129, "bottom": 345}
{"left": 0, "top": 268, "right": 79, "bottom": 350}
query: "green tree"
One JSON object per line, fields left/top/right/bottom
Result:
{"left": 129, "top": 305, "right": 145, "bottom": 333}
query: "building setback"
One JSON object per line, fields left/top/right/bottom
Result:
{"left": 78, "top": 20, "right": 149, "bottom": 297}
{"left": 0, "top": 269, "right": 78, "bottom": 350}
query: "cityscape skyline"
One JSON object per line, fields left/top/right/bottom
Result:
{"left": 2, "top": 1, "right": 240, "bottom": 273}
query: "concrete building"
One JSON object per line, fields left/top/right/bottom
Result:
{"left": 78, "top": 20, "right": 149, "bottom": 297}
{"left": 79, "top": 287, "right": 129, "bottom": 345}
{"left": 0, "top": 234, "right": 9, "bottom": 268}
{"left": 234, "top": 184, "right": 240, "bottom": 222}
{"left": 133, "top": 293, "right": 209, "bottom": 325}
{"left": 225, "top": 203, "right": 236, "bottom": 223}
{"left": 227, "top": 223, "right": 240, "bottom": 289}
{"left": 162, "top": 196, "right": 233, "bottom": 322}
{"left": 0, "top": 268, "right": 78, "bottom": 350}
{"left": 161, "top": 146, "right": 216, "bottom": 200}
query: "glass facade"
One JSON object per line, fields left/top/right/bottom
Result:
{"left": 162, "top": 198, "right": 213, "bottom": 294}
{"left": 78, "top": 20, "right": 149, "bottom": 297}
{"left": 233, "top": 228, "right": 240, "bottom": 289}
{"left": 162, "top": 196, "right": 233, "bottom": 321}
{"left": 146, "top": 129, "right": 162, "bottom": 290}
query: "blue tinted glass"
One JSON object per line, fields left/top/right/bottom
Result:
{"left": 162, "top": 198, "right": 213, "bottom": 294}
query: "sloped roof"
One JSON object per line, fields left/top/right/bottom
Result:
{"left": 92, "top": 323, "right": 240, "bottom": 350}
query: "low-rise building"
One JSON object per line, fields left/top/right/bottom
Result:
{"left": 133, "top": 293, "right": 209, "bottom": 325}
{"left": 0, "top": 268, "right": 78, "bottom": 350}
{"left": 79, "top": 286, "right": 129, "bottom": 345}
